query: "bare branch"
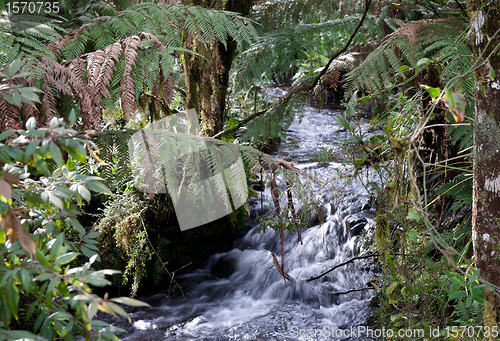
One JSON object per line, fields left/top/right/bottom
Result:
{"left": 330, "top": 287, "right": 375, "bottom": 295}
{"left": 305, "top": 253, "right": 379, "bottom": 282}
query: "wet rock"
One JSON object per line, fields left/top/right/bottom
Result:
{"left": 346, "top": 215, "right": 368, "bottom": 236}
{"left": 210, "top": 253, "right": 239, "bottom": 279}
{"left": 143, "top": 293, "right": 169, "bottom": 307}
{"left": 360, "top": 197, "right": 373, "bottom": 211}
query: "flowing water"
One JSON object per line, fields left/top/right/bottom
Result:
{"left": 108, "top": 95, "right": 382, "bottom": 341}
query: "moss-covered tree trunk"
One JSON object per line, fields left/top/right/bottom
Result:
{"left": 470, "top": 2, "right": 500, "bottom": 331}
{"left": 182, "top": 0, "right": 252, "bottom": 137}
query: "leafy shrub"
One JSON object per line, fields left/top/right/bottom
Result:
{"left": 0, "top": 113, "right": 149, "bottom": 340}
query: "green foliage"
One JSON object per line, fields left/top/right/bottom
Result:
{"left": 444, "top": 268, "right": 485, "bottom": 325}
{"left": 85, "top": 130, "right": 132, "bottom": 193}
{"left": 0, "top": 117, "right": 150, "bottom": 340}
{"left": 327, "top": 8, "right": 486, "bottom": 338}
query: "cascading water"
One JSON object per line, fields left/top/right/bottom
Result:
{"left": 107, "top": 95, "right": 382, "bottom": 341}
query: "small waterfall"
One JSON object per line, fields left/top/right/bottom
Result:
{"left": 107, "top": 103, "right": 381, "bottom": 341}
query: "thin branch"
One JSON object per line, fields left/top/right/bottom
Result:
{"left": 213, "top": 0, "right": 373, "bottom": 140}
{"left": 330, "top": 287, "right": 375, "bottom": 295}
{"left": 309, "top": 0, "right": 373, "bottom": 91}
{"left": 212, "top": 107, "right": 267, "bottom": 139}
{"left": 142, "top": 220, "right": 187, "bottom": 298}
{"left": 305, "top": 253, "right": 379, "bottom": 282}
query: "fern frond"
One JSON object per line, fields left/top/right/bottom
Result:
{"left": 120, "top": 35, "right": 141, "bottom": 119}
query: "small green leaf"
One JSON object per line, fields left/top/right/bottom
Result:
{"left": 85, "top": 181, "right": 113, "bottom": 195}
{"left": 108, "top": 302, "right": 131, "bottom": 322}
{"left": 416, "top": 58, "right": 430, "bottom": 69}
{"left": 85, "top": 273, "right": 111, "bottom": 287}
{"left": 3, "top": 331, "right": 39, "bottom": 340}
{"left": 68, "top": 218, "right": 85, "bottom": 236}
{"left": 55, "top": 252, "right": 79, "bottom": 265}
{"left": 369, "top": 182, "right": 381, "bottom": 193}
{"left": 5, "top": 278, "right": 19, "bottom": 318}
{"left": 48, "top": 192, "right": 64, "bottom": 210}
{"left": 18, "top": 87, "right": 40, "bottom": 104}
{"left": 61, "top": 140, "right": 87, "bottom": 163}
{"left": 407, "top": 229, "right": 418, "bottom": 241}
{"left": 34, "top": 158, "right": 50, "bottom": 177}
{"left": 466, "top": 295, "right": 472, "bottom": 307}
{"left": 68, "top": 109, "right": 77, "bottom": 126}
{"left": 420, "top": 84, "right": 441, "bottom": 102}
{"left": 40, "top": 317, "right": 53, "bottom": 340}
{"left": 407, "top": 209, "right": 422, "bottom": 221}
{"left": 46, "top": 277, "right": 60, "bottom": 297}
{"left": 77, "top": 184, "right": 91, "bottom": 203}
{"left": 88, "top": 301, "right": 99, "bottom": 321}
{"left": 489, "top": 64, "right": 496, "bottom": 80}
{"left": 85, "top": 231, "right": 101, "bottom": 239}
{"left": 49, "top": 141, "right": 63, "bottom": 166}
{"left": 11, "top": 91, "right": 22, "bottom": 106}
{"left": 73, "top": 294, "right": 92, "bottom": 301}
{"left": 448, "top": 290, "right": 467, "bottom": 300}
{"left": 49, "top": 234, "right": 64, "bottom": 260}
{"left": 386, "top": 282, "right": 398, "bottom": 295}
{"left": 111, "top": 297, "right": 152, "bottom": 308}
{"left": 0, "top": 130, "right": 15, "bottom": 141}
{"left": 24, "top": 140, "right": 40, "bottom": 162}
{"left": 34, "top": 273, "right": 52, "bottom": 281}
{"left": 19, "top": 268, "right": 31, "bottom": 291}
{"left": 80, "top": 245, "right": 96, "bottom": 258}
{"left": 8, "top": 59, "right": 22, "bottom": 75}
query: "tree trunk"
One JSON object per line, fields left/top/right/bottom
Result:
{"left": 182, "top": 0, "right": 252, "bottom": 137}
{"left": 470, "top": 2, "right": 500, "bottom": 331}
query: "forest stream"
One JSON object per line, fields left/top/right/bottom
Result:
{"left": 106, "top": 90, "right": 383, "bottom": 341}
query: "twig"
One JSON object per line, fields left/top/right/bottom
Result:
{"left": 305, "top": 253, "right": 379, "bottom": 282}
{"left": 330, "top": 287, "right": 374, "bottom": 295}
{"left": 142, "top": 220, "right": 187, "bottom": 299}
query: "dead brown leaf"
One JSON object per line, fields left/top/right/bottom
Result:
{"left": 1, "top": 173, "right": 19, "bottom": 185}
{"left": 0, "top": 179, "right": 12, "bottom": 201}
{"left": 2, "top": 208, "right": 36, "bottom": 257}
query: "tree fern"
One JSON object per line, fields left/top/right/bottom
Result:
{"left": 1, "top": 1, "right": 259, "bottom": 130}
{"left": 344, "top": 32, "right": 423, "bottom": 95}
{"left": 344, "top": 17, "right": 471, "bottom": 98}
{"left": 233, "top": 14, "right": 370, "bottom": 87}
{"left": 421, "top": 19, "right": 473, "bottom": 99}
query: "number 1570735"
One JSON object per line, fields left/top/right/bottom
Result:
{"left": 5, "top": 2, "right": 60, "bottom": 14}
